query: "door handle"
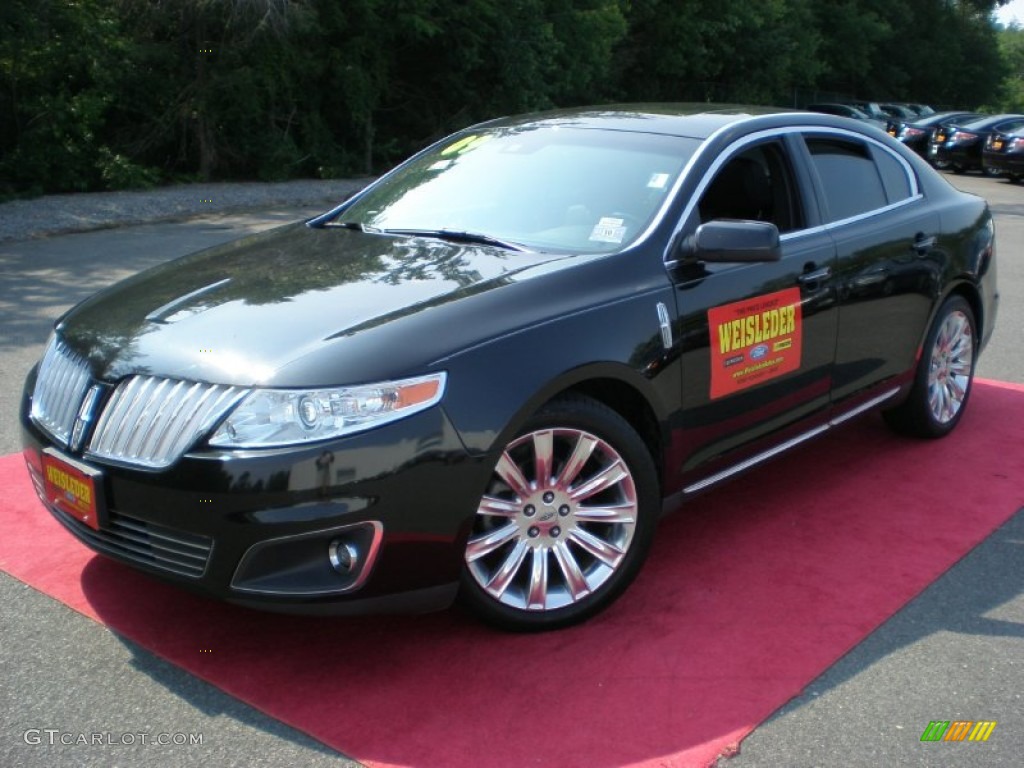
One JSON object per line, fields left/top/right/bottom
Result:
{"left": 912, "top": 233, "right": 937, "bottom": 254}
{"left": 798, "top": 266, "right": 831, "bottom": 284}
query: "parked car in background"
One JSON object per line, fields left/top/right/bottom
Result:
{"left": 806, "top": 103, "right": 886, "bottom": 129}
{"left": 846, "top": 100, "right": 889, "bottom": 121}
{"left": 930, "top": 114, "right": 1024, "bottom": 173}
{"left": 21, "top": 105, "right": 999, "bottom": 630}
{"left": 905, "top": 103, "right": 935, "bottom": 117}
{"left": 983, "top": 130, "right": 1024, "bottom": 182}
{"left": 888, "top": 111, "right": 983, "bottom": 160}
{"left": 880, "top": 103, "right": 918, "bottom": 120}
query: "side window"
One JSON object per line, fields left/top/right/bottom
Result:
{"left": 697, "top": 142, "right": 803, "bottom": 233}
{"left": 805, "top": 137, "right": 887, "bottom": 222}
{"left": 871, "top": 146, "right": 913, "bottom": 204}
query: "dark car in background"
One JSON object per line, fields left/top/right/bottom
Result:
{"left": 930, "top": 114, "right": 1024, "bottom": 173}
{"left": 888, "top": 111, "right": 983, "bottom": 160}
{"left": 905, "top": 103, "right": 935, "bottom": 117}
{"left": 880, "top": 103, "right": 918, "bottom": 120}
{"left": 983, "top": 130, "right": 1024, "bottom": 182}
{"left": 806, "top": 103, "right": 886, "bottom": 129}
{"left": 21, "top": 105, "right": 999, "bottom": 631}
{"left": 846, "top": 100, "right": 889, "bottom": 121}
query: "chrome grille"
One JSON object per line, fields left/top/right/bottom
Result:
{"left": 88, "top": 376, "right": 246, "bottom": 468}
{"left": 30, "top": 337, "right": 93, "bottom": 448}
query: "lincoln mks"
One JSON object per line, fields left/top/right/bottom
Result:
{"left": 22, "top": 105, "right": 999, "bottom": 630}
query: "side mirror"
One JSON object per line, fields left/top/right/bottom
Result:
{"left": 685, "top": 220, "right": 782, "bottom": 263}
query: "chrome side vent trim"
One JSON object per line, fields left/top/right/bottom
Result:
{"left": 30, "top": 337, "right": 93, "bottom": 448}
{"left": 88, "top": 376, "right": 246, "bottom": 469}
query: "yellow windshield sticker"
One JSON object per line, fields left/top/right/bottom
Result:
{"left": 441, "top": 134, "right": 492, "bottom": 156}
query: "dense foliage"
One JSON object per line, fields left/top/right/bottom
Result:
{"left": 0, "top": 0, "right": 1016, "bottom": 196}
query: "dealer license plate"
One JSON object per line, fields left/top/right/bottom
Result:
{"left": 42, "top": 448, "right": 106, "bottom": 531}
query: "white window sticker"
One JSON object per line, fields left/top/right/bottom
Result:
{"left": 647, "top": 172, "right": 670, "bottom": 189}
{"left": 429, "top": 159, "right": 453, "bottom": 171}
{"left": 589, "top": 217, "right": 627, "bottom": 244}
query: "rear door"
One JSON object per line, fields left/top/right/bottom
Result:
{"left": 799, "top": 131, "right": 940, "bottom": 408}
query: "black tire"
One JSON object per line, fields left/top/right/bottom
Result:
{"left": 951, "top": 163, "right": 966, "bottom": 174}
{"left": 1009, "top": 173, "right": 1022, "bottom": 185}
{"left": 460, "top": 394, "right": 659, "bottom": 631}
{"left": 883, "top": 295, "right": 977, "bottom": 439}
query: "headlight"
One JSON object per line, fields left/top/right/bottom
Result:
{"left": 208, "top": 372, "right": 446, "bottom": 448}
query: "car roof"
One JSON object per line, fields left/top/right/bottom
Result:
{"left": 471, "top": 103, "right": 812, "bottom": 140}
{"left": 912, "top": 111, "right": 980, "bottom": 126}
{"left": 961, "top": 113, "right": 1024, "bottom": 129}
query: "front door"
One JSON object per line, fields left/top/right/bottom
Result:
{"left": 668, "top": 137, "right": 839, "bottom": 485}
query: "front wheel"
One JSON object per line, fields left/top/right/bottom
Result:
{"left": 460, "top": 395, "right": 658, "bottom": 631}
{"left": 883, "top": 295, "right": 977, "bottom": 438}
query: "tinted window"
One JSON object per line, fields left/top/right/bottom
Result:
{"left": 697, "top": 141, "right": 803, "bottom": 233}
{"left": 805, "top": 137, "right": 887, "bottom": 222}
{"left": 871, "top": 146, "right": 913, "bottom": 203}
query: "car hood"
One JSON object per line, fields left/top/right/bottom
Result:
{"left": 59, "top": 224, "right": 571, "bottom": 386}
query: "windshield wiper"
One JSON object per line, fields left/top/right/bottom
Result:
{"left": 379, "top": 228, "right": 529, "bottom": 252}
{"left": 322, "top": 220, "right": 377, "bottom": 232}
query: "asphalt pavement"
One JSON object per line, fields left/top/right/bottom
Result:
{"left": 0, "top": 173, "right": 1021, "bottom": 768}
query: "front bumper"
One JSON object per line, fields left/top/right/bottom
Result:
{"left": 20, "top": 376, "right": 483, "bottom": 615}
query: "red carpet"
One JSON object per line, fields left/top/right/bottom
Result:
{"left": 2, "top": 379, "right": 1022, "bottom": 768}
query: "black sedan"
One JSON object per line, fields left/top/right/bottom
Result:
{"left": 929, "top": 113, "right": 1024, "bottom": 173}
{"left": 21, "top": 105, "right": 999, "bottom": 631}
{"left": 887, "top": 111, "right": 982, "bottom": 160}
{"left": 982, "top": 130, "right": 1024, "bottom": 182}
{"left": 806, "top": 103, "right": 886, "bottom": 129}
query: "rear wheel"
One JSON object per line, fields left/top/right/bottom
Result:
{"left": 460, "top": 395, "right": 658, "bottom": 631}
{"left": 883, "top": 295, "right": 977, "bottom": 438}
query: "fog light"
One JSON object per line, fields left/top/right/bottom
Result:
{"left": 329, "top": 539, "right": 359, "bottom": 573}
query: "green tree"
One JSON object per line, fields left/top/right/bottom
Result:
{"left": 993, "top": 24, "right": 1024, "bottom": 110}
{"left": 0, "top": 0, "right": 131, "bottom": 195}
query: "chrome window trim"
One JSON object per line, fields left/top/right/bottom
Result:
{"left": 665, "top": 124, "right": 923, "bottom": 257}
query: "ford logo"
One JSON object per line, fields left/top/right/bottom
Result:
{"left": 751, "top": 344, "right": 769, "bottom": 360}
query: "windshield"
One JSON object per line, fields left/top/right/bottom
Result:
{"left": 335, "top": 125, "right": 700, "bottom": 253}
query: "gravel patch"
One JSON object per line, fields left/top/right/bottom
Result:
{"left": 0, "top": 179, "right": 369, "bottom": 243}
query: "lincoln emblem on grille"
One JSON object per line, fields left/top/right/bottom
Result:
{"left": 70, "top": 385, "right": 104, "bottom": 452}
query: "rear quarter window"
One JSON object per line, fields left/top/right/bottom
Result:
{"left": 871, "top": 146, "right": 914, "bottom": 204}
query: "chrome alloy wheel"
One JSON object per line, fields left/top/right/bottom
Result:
{"left": 465, "top": 427, "right": 639, "bottom": 612}
{"left": 927, "top": 309, "right": 974, "bottom": 424}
